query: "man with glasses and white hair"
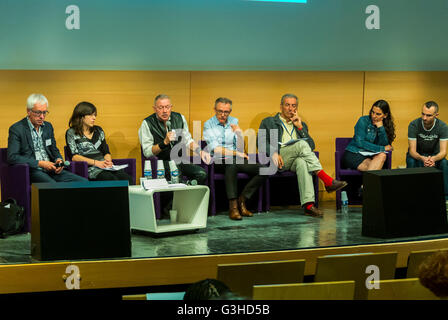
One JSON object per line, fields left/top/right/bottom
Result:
{"left": 203, "top": 97, "right": 266, "bottom": 220}
{"left": 138, "top": 94, "right": 211, "bottom": 184}
{"left": 258, "top": 93, "right": 347, "bottom": 218}
{"left": 7, "top": 93, "right": 87, "bottom": 183}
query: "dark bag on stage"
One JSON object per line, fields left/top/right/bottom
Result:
{"left": 0, "top": 198, "right": 25, "bottom": 238}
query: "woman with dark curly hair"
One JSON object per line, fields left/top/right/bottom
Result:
{"left": 342, "top": 100, "right": 396, "bottom": 171}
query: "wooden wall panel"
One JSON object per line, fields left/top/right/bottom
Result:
{"left": 2, "top": 71, "right": 447, "bottom": 202}
{"left": 190, "top": 71, "right": 365, "bottom": 200}
{"left": 0, "top": 70, "right": 191, "bottom": 176}
{"left": 364, "top": 72, "right": 448, "bottom": 168}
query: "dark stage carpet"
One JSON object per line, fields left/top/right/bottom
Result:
{"left": 1, "top": 201, "right": 448, "bottom": 265}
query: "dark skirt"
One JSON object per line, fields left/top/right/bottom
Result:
{"left": 341, "top": 150, "right": 370, "bottom": 170}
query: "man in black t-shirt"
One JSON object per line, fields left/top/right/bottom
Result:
{"left": 407, "top": 101, "right": 448, "bottom": 200}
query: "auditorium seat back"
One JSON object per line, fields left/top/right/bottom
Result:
{"left": 217, "top": 259, "right": 305, "bottom": 298}
{"left": 367, "top": 278, "right": 439, "bottom": 300}
{"left": 406, "top": 249, "right": 447, "bottom": 278}
{"left": 314, "top": 252, "right": 397, "bottom": 300}
{"left": 253, "top": 280, "right": 355, "bottom": 300}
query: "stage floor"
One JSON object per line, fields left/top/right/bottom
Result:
{"left": 2, "top": 201, "right": 448, "bottom": 265}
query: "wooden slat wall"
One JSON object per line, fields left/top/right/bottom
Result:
{"left": 1, "top": 70, "right": 447, "bottom": 200}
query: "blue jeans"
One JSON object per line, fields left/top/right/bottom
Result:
{"left": 30, "top": 168, "right": 88, "bottom": 183}
{"left": 406, "top": 153, "right": 448, "bottom": 200}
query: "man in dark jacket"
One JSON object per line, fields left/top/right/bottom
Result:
{"left": 7, "top": 93, "right": 87, "bottom": 183}
{"left": 258, "top": 93, "right": 347, "bottom": 217}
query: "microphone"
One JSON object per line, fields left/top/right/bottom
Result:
{"left": 55, "top": 160, "right": 70, "bottom": 168}
{"left": 166, "top": 120, "right": 174, "bottom": 147}
{"left": 185, "top": 179, "right": 198, "bottom": 186}
{"left": 181, "top": 177, "right": 197, "bottom": 186}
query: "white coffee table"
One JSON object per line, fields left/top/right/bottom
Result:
{"left": 128, "top": 185, "right": 209, "bottom": 234}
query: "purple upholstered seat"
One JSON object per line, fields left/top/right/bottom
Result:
{"left": 0, "top": 148, "right": 32, "bottom": 232}
{"left": 335, "top": 137, "right": 392, "bottom": 209}
{"left": 0, "top": 147, "right": 88, "bottom": 232}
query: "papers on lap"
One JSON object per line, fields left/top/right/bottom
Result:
{"left": 101, "top": 164, "right": 129, "bottom": 171}
{"left": 359, "top": 151, "right": 387, "bottom": 156}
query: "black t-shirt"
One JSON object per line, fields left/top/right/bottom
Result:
{"left": 408, "top": 118, "right": 448, "bottom": 155}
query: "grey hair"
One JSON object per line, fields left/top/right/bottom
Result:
{"left": 280, "top": 93, "right": 298, "bottom": 105}
{"left": 214, "top": 97, "right": 233, "bottom": 110}
{"left": 154, "top": 94, "right": 171, "bottom": 105}
{"left": 27, "top": 93, "right": 49, "bottom": 110}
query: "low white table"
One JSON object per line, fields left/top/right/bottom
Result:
{"left": 128, "top": 185, "right": 209, "bottom": 234}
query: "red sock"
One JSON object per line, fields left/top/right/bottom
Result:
{"left": 304, "top": 202, "right": 314, "bottom": 210}
{"left": 317, "top": 170, "right": 333, "bottom": 187}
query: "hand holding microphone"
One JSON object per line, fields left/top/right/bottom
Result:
{"left": 164, "top": 120, "right": 176, "bottom": 147}
{"left": 54, "top": 159, "right": 70, "bottom": 174}
{"left": 54, "top": 160, "right": 70, "bottom": 168}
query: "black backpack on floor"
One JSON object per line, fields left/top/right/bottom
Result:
{"left": 0, "top": 198, "right": 25, "bottom": 238}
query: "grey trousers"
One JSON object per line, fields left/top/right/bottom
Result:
{"left": 279, "top": 140, "right": 322, "bottom": 205}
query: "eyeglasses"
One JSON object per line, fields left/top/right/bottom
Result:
{"left": 155, "top": 104, "right": 172, "bottom": 111}
{"left": 216, "top": 110, "right": 231, "bottom": 116}
{"left": 31, "top": 110, "right": 49, "bottom": 116}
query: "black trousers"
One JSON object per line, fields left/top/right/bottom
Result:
{"left": 93, "top": 169, "right": 133, "bottom": 185}
{"left": 162, "top": 161, "right": 207, "bottom": 185}
{"left": 215, "top": 158, "right": 267, "bottom": 200}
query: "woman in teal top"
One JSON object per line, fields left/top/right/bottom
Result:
{"left": 342, "top": 100, "right": 396, "bottom": 171}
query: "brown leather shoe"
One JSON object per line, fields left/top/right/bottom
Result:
{"left": 304, "top": 205, "right": 323, "bottom": 218}
{"left": 238, "top": 195, "right": 253, "bottom": 217}
{"left": 325, "top": 179, "right": 348, "bottom": 193}
{"left": 229, "top": 199, "right": 242, "bottom": 220}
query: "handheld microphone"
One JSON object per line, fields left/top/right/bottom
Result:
{"left": 166, "top": 120, "right": 174, "bottom": 147}
{"left": 55, "top": 161, "right": 70, "bottom": 168}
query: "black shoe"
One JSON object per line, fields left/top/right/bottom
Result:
{"left": 325, "top": 180, "right": 348, "bottom": 193}
{"left": 303, "top": 205, "right": 324, "bottom": 218}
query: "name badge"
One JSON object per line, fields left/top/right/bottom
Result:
{"left": 94, "top": 140, "right": 101, "bottom": 149}
{"left": 45, "top": 139, "right": 52, "bottom": 146}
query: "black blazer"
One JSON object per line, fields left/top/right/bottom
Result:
{"left": 7, "top": 117, "right": 63, "bottom": 168}
{"left": 258, "top": 112, "right": 315, "bottom": 157}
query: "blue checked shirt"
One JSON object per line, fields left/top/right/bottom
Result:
{"left": 203, "top": 115, "right": 239, "bottom": 156}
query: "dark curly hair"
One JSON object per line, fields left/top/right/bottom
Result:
{"left": 370, "top": 99, "right": 396, "bottom": 144}
{"left": 418, "top": 250, "right": 448, "bottom": 298}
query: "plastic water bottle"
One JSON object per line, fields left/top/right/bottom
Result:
{"left": 143, "top": 160, "right": 152, "bottom": 179}
{"left": 169, "top": 160, "right": 179, "bottom": 184}
{"left": 157, "top": 160, "right": 165, "bottom": 179}
{"left": 341, "top": 191, "right": 349, "bottom": 215}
